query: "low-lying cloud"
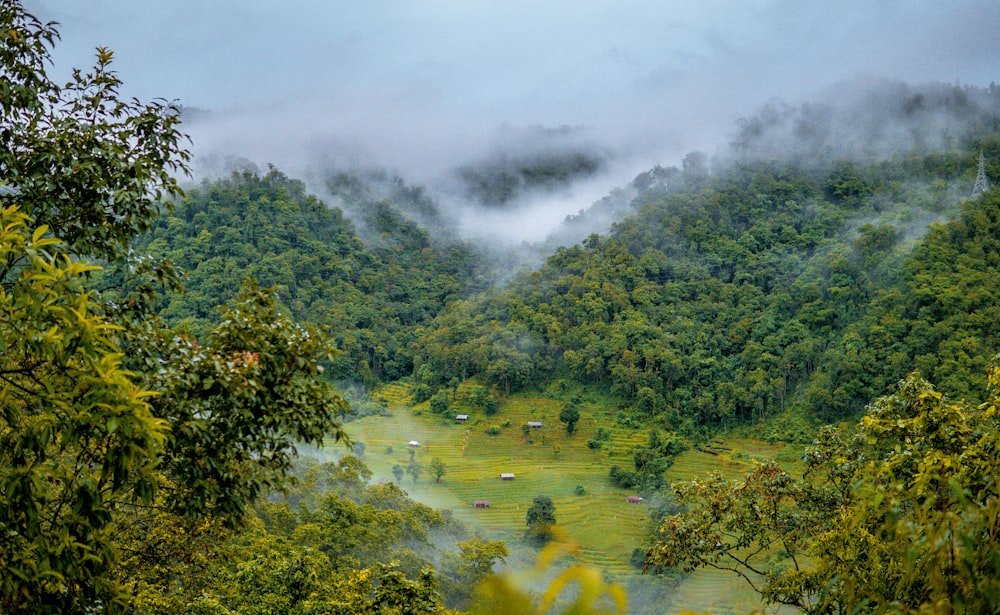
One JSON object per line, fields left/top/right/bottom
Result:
{"left": 30, "top": 0, "right": 1000, "bottom": 245}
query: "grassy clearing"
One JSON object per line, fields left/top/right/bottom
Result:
{"left": 344, "top": 391, "right": 649, "bottom": 576}
{"left": 333, "top": 386, "right": 802, "bottom": 614}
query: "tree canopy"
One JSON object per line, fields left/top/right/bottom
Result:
{"left": 0, "top": 4, "right": 349, "bottom": 611}
{"left": 0, "top": 4, "right": 188, "bottom": 261}
{"left": 646, "top": 368, "right": 1000, "bottom": 614}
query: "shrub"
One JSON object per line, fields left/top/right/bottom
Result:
{"left": 609, "top": 465, "right": 640, "bottom": 489}
{"left": 411, "top": 383, "right": 433, "bottom": 404}
{"left": 429, "top": 391, "right": 449, "bottom": 415}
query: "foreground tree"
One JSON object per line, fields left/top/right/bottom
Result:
{"left": 0, "top": 206, "right": 166, "bottom": 612}
{"left": 471, "top": 537, "right": 627, "bottom": 615}
{"left": 136, "top": 283, "right": 349, "bottom": 521}
{"left": 0, "top": 3, "right": 188, "bottom": 260}
{"left": 646, "top": 368, "right": 1000, "bottom": 614}
{"left": 0, "top": 4, "right": 348, "bottom": 612}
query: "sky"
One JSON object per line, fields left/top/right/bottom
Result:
{"left": 22, "top": 0, "right": 1000, "bottom": 241}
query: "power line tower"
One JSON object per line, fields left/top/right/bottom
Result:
{"left": 972, "top": 150, "right": 990, "bottom": 196}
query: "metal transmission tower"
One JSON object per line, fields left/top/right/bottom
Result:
{"left": 973, "top": 150, "right": 990, "bottom": 196}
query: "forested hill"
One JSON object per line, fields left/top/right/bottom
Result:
{"left": 411, "top": 141, "right": 1000, "bottom": 434}
{"left": 139, "top": 168, "right": 481, "bottom": 384}
{"left": 142, "top": 116, "right": 1000, "bottom": 436}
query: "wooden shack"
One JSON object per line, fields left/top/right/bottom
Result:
{"left": 499, "top": 473, "right": 515, "bottom": 481}
{"left": 473, "top": 500, "right": 491, "bottom": 509}
{"left": 627, "top": 495, "right": 644, "bottom": 504}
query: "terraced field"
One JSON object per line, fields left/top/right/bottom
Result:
{"left": 334, "top": 386, "right": 801, "bottom": 614}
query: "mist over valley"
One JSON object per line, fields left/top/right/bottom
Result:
{"left": 34, "top": 0, "right": 1000, "bottom": 251}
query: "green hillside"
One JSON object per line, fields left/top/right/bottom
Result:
{"left": 135, "top": 116, "right": 1000, "bottom": 439}
{"left": 411, "top": 141, "right": 1000, "bottom": 432}
{"left": 129, "top": 167, "right": 482, "bottom": 386}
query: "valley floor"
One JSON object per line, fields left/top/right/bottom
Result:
{"left": 324, "top": 384, "right": 802, "bottom": 614}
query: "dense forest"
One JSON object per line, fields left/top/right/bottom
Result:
{"left": 134, "top": 167, "right": 481, "bottom": 386}
{"left": 411, "top": 146, "right": 1000, "bottom": 431}
{"left": 143, "top": 124, "right": 1000, "bottom": 438}
{"left": 3, "top": 2, "right": 1000, "bottom": 613}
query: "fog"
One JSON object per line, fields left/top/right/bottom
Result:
{"left": 26, "top": 0, "right": 1000, "bottom": 244}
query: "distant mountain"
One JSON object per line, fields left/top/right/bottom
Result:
{"left": 448, "top": 124, "right": 610, "bottom": 209}
{"left": 729, "top": 78, "right": 1000, "bottom": 165}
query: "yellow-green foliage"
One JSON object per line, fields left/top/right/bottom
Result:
{"left": 649, "top": 370, "right": 1000, "bottom": 614}
{"left": 471, "top": 533, "right": 627, "bottom": 615}
{"left": 0, "top": 207, "right": 166, "bottom": 613}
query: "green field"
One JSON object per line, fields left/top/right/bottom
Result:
{"left": 331, "top": 384, "right": 801, "bottom": 614}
